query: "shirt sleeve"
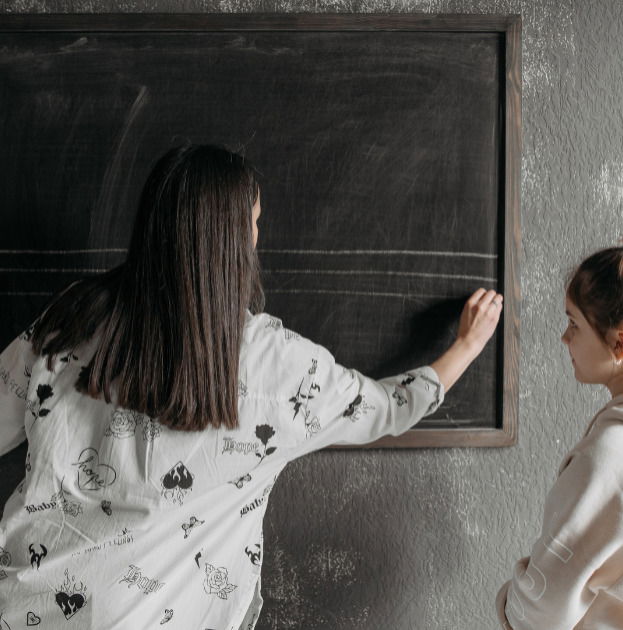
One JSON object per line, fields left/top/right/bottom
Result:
{"left": 285, "top": 338, "right": 445, "bottom": 458}
{"left": 0, "top": 329, "right": 36, "bottom": 456}
{"left": 495, "top": 448, "right": 623, "bottom": 630}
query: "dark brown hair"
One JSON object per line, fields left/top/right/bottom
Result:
{"left": 566, "top": 246, "right": 623, "bottom": 342}
{"left": 31, "top": 144, "right": 264, "bottom": 431}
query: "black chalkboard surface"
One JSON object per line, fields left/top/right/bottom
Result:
{"left": 0, "top": 14, "right": 521, "bottom": 453}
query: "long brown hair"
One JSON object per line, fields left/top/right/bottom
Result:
{"left": 31, "top": 144, "right": 264, "bottom": 431}
{"left": 566, "top": 246, "right": 623, "bottom": 342}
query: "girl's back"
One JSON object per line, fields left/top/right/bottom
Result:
{"left": 0, "top": 309, "right": 444, "bottom": 629}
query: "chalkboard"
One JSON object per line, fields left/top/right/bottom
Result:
{"left": 0, "top": 14, "right": 521, "bottom": 453}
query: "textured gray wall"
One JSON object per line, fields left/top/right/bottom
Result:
{"left": 3, "top": 1, "right": 622, "bottom": 629}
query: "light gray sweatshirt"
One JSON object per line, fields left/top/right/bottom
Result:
{"left": 496, "top": 395, "right": 623, "bottom": 630}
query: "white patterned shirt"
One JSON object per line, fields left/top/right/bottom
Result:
{"left": 0, "top": 310, "right": 444, "bottom": 629}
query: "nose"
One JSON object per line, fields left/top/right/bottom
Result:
{"left": 561, "top": 327, "right": 570, "bottom": 345}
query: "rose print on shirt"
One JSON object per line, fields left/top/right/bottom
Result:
{"left": 255, "top": 425, "right": 276, "bottom": 463}
{"left": 101, "top": 500, "right": 112, "bottom": 516}
{"left": 161, "top": 462, "right": 194, "bottom": 505}
{"left": 55, "top": 569, "right": 88, "bottom": 620}
{"left": 29, "top": 384, "right": 54, "bottom": 426}
{"left": 105, "top": 410, "right": 140, "bottom": 438}
{"left": 51, "top": 478, "right": 83, "bottom": 517}
{"left": 73, "top": 448, "right": 117, "bottom": 491}
{"left": 194, "top": 553, "right": 237, "bottom": 600}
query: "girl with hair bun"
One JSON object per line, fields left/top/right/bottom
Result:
{"left": 497, "top": 246, "right": 623, "bottom": 629}
{"left": 0, "top": 144, "right": 501, "bottom": 629}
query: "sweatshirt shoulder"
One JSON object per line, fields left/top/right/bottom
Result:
{"left": 574, "top": 404, "right": 623, "bottom": 479}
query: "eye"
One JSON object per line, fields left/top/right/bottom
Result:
{"left": 568, "top": 319, "right": 578, "bottom": 329}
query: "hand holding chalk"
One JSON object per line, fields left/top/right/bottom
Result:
{"left": 430, "top": 288, "right": 503, "bottom": 393}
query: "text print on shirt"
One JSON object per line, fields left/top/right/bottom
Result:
{"left": 506, "top": 534, "right": 575, "bottom": 621}
{"left": 72, "top": 448, "right": 117, "bottom": 491}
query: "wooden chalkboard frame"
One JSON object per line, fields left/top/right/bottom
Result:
{"left": 0, "top": 13, "right": 521, "bottom": 449}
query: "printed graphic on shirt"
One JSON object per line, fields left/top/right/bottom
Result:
{"left": 418, "top": 373, "right": 443, "bottom": 414}
{"left": 289, "top": 378, "right": 319, "bottom": 421}
{"left": 105, "top": 410, "right": 142, "bottom": 439}
{"left": 29, "top": 383, "right": 54, "bottom": 426}
{"left": 105, "top": 410, "right": 161, "bottom": 442}
{"left": 0, "top": 612, "right": 11, "bottom": 629}
{"left": 51, "top": 479, "right": 83, "bottom": 518}
{"left": 20, "top": 323, "right": 36, "bottom": 342}
{"left": 342, "top": 394, "right": 375, "bottom": 422}
{"left": 229, "top": 473, "right": 252, "bottom": 489}
{"left": 160, "top": 609, "right": 173, "bottom": 624}
{"left": 304, "top": 414, "right": 321, "bottom": 438}
{"left": 245, "top": 544, "right": 261, "bottom": 566}
{"left": 71, "top": 528, "right": 134, "bottom": 557}
{"left": 24, "top": 500, "right": 56, "bottom": 516}
{"left": 238, "top": 379, "right": 248, "bottom": 398}
{"left": 0, "top": 361, "right": 29, "bottom": 403}
{"left": 255, "top": 425, "right": 277, "bottom": 463}
{"left": 181, "top": 516, "right": 205, "bottom": 539}
{"left": 26, "top": 611, "right": 40, "bottom": 626}
{"left": 0, "top": 546, "right": 11, "bottom": 580}
{"left": 119, "top": 565, "right": 165, "bottom": 594}
{"left": 28, "top": 544, "right": 47, "bottom": 569}
{"left": 73, "top": 447, "right": 117, "bottom": 491}
{"left": 222, "top": 438, "right": 259, "bottom": 456}
{"left": 392, "top": 388, "right": 407, "bottom": 407}
{"left": 264, "top": 316, "right": 300, "bottom": 341}
{"left": 240, "top": 483, "right": 273, "bottom": 518}
{"left": 101, "top": 500, "right": 112, "bottom": 516}
{"left": 161, "top": 462, "right": 194, "bottom": 505}
{"left": 194, "top": 552, "right": 237, "bottom": 600}
{"left": 55, "top": 569, "right": 87, "bottom": 620}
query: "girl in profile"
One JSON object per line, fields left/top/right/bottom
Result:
{"left": 0, "top": 144, "right": 502, "bottom": 629}
{"left": 497, "top": 247, "right": 623, "bottom": 629}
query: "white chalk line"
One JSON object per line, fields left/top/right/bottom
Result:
{"left": 265, "top": 289, "right": 448, "bottom": 299}
{"left": 0, "top": 249, "right": 126, "bottom": 254}
{"left": 259, "top": 249, "right": 497, "bottom": 259}
{"left": 0, "top": 268, "right": 107, "bottom": 274}
{"left": 0, "top": 292, "right": 53, "bottom": 296}
{"left": 265, "top": 269, "right": 496, "bottom": 282}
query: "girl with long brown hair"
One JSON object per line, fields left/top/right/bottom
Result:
{"left": 0, "top": 144, "right": 501, "bottom": 629}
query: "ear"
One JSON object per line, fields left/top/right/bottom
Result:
{"left": 613, "top": 330, "right": 623, "bottom": 360}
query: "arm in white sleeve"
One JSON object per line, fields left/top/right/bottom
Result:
{"left": 0, "top": 330, "right": 36, "bottom": 456}
{"left": 287, "top": 340, "right": 444, "bottom": 458}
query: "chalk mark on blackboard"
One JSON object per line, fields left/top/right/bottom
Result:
{"left": 259, "top": 249, "right": 497, "bottom": 259}
{"left": 265, "top": 269, "right": 495, "bottom": 283}
{"left": 0, "top": 292, "right": 53, "bottom": 296}
{"left": 266, "top": 289, "right": 448, "bottom": 300}
{"left": 0, "top": 249, "right": 126, "bottom": 254}
{"left": 0, "top": 268, "right": 107, "bottom": 274}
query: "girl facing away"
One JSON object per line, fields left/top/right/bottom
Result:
{"left": 497, "top": 247, "right": 623, "bottom": 630}
{"left": 0, "top": 144, "right": 502, "bottom": 629}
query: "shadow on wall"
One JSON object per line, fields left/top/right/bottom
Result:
{"left": 260, "top": 452, "right": 471, "bottom": 629}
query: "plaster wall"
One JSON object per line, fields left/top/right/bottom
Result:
{"left": 3, "top": 1, "right": 622, "bottom": 628}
